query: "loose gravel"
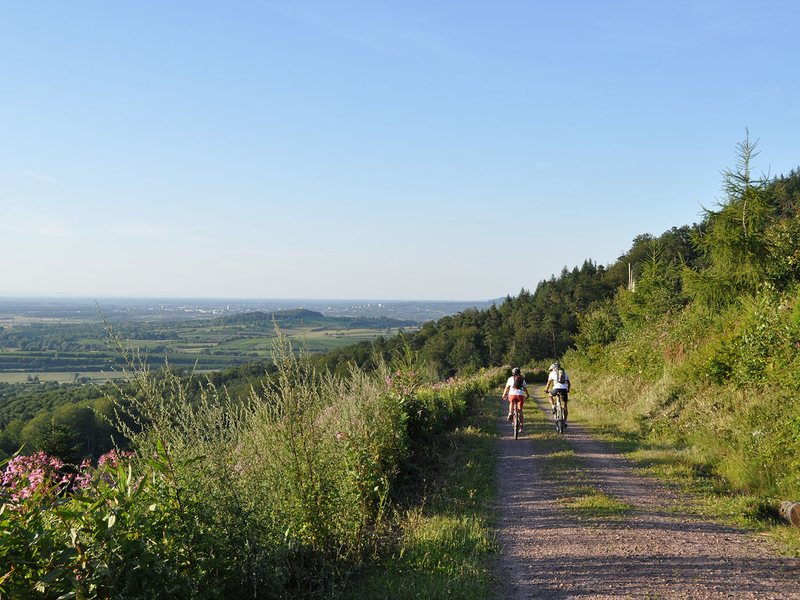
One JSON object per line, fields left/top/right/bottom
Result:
{"left": 493, "top": 390, "right": 800, "bottom": 599}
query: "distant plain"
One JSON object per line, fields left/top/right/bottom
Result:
{"left": 0, "top": 297, "right": 496, "bottom": 381}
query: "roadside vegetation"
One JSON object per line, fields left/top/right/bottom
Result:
{"left": 566, "top": 136, "right": 800, "bottom": 552}
{"left": 342, "top": 390, "right": 500, "bottom": 599}
{"left": 1, "top": 328, "right": 505, "bottom": 598}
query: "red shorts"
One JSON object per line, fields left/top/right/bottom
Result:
{"left": 508, "top": 395, "right": 524, "bottom": 407}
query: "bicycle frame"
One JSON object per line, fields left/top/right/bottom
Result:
{"left": 553, "top": 390, "right": 566, "bottom": 434}
{"left": 510, "top": 402, "right": 523, "bottom": 439}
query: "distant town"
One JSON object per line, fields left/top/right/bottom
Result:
{"left": 0, "top": 297, "right": 501, "bottom": 325}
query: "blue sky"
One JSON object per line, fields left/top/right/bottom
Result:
{"left": 2, "top": 1, "right": 798, "bottom": 301}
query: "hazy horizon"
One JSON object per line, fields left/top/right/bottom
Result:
{"left": 0, "top": 293, "right": 503, "bottom": 303}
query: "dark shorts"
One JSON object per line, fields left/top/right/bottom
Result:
{"left": 551, "top": 389, "right": 568, "bottom": 402}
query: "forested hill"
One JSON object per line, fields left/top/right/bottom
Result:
{"left": 313, "top": 223, "right": 706, "bottom": 378}
{"left": 212, "top": 308, "right": 415, "bottom": 330}
{"left": 314, "top": 160, "right": 799, "bottom": 379}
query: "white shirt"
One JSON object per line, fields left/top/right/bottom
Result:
{"left": 506, "top": 376, "right": 527, "bottom": 396}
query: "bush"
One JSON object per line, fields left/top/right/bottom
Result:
{"left": 1, "top": 333, "right": 504, "bottom": 598}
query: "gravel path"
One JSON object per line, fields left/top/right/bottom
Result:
{"left": 493, "top": 389, "right": 800, "bottom": 599}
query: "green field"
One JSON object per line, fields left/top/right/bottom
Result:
{"left": 0, "top": 371, "right": 126, "bottom": 384}
{"left": 0, "top": 372, "right": 79, "bottom": 384}
{"left": 0, "top": 308, "right": 419, "bottom": 375}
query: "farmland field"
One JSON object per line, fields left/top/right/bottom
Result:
{"left": 0, "top": 371, "right": 126, "bottom": 384}
{"left": 0, "top": 304, "right": 422, "bottom": 376}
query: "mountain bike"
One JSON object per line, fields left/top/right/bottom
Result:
{"left": 511, "top": 405, "right": 523, "bottom": 439}
{"left": 506, "top": 398, "right": 523, "bottom": 439}
{"left": 552, "top": 390, "right": 567, "bottom": 434}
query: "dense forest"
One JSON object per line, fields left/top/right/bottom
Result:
{"left": 310, "top": 226, "right": 702, "bottom": 379}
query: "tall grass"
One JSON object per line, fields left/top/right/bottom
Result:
{"left": 0, "top": 330, "right": 506, "bottom": 598}
{"left": 566, "top": 287, "right": 800, "bottom": 544}
{"left": 343, "top": 392, "right": 501, "bottom": 599}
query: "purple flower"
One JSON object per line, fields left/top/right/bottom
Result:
{"left": 72, "top": 471, "right": 92, "bottom": 490}
{"left": 1, "top": 452, "right": 71, "bottom": 504}
{"left": 98, "top": 449, "right": 134, "bottom": 469}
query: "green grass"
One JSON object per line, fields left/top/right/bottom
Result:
{"left": 559, "top": 487, "right": 632, "bottom": 519}
{"left": 518, "top": 394, "right": 633, "bottom": 524}
{"left": 0, "top": 372, "right": 79, "bottom": 383}
{"left": 0, "top": 371, "right": 136, "bottom": 385}
{"left": 343, "top": 392, "right": 499, "bottom": 599}
{"left": 567, "top": 396, "right": 800, "bottom": 556}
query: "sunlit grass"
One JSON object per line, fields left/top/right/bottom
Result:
{"left": 344, "top": 392, "right": 500, "bottom": 600}
{"left": 521, "top": 395, "right": 633, "bottom": 523}
{"left": 559, "top": 486, "right": 632, "bottom": 519}
{"left": 567, "top": 380, "right": 800, "bottom": 556}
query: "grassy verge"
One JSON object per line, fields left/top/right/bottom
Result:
{"left": 343, "top": 391, "right": 500, "bottom": 599}
{"left": 569, "top": 395, "right": 800, "bottom": 556}
{"left": 524, "top": 394, "right": 632, "bottom": 523}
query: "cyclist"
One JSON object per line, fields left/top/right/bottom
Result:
{"left": 503, "top": 367, "right": 529, "bottom": 430}
{"left": 544, "top": 362, "right": 571, "bottom": 427}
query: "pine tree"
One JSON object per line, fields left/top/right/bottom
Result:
{"left": 683, "top": 132, "right": 774, "bottom": 307}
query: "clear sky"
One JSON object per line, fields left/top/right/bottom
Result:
{"left": 2, "top": 1, "right": 798, "bottom": 301}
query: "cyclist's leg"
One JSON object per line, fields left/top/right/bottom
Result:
{"left": 561, "top": 390, "right": 569, "bottom": 422}
{"left": 516, "top": 399, "right": 524, "bottom": 427}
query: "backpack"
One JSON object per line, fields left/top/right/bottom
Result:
{"left": 513, "top": 374, "right": 524, "bottom": 389}
{"left": 556, "top": 368, "right": 566, "bottom": 384}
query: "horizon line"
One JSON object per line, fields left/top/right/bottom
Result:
{"left": 0, "top": 294, "right": 503, "bottom": 303}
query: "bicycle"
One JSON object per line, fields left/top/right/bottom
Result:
{"left": 510, "top": 404, "right": 523, "bottom": 439}
{"left": 552, "top": 390, "right": 567, "bottom": 434}
{"left": 505, "top": 397, "right": 524, "bottom": 439}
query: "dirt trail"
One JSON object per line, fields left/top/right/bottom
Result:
{"left": 493, "top": 390, "right": 800, "bottom": 600}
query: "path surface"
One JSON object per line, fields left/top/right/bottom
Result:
{"left": 493, "top": 390, "right": 800, "bottom": 599}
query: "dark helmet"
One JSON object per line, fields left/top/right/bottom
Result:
{"left": 512, "top": 367, "right": 521, "bottom": 376}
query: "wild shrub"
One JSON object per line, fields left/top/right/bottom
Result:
{"left": 0, "top": 450, "right": 192, "bottom": 600}
{"left": 1, "top": 326, "right": 503, "bottom": 598}
{"left": 574, "top": 300, "right": 622, "bottom": 355}
{"left": 570, "top": 291, "right": 800, "bottom": 499}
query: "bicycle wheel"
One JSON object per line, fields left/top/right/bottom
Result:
{"left": 555, "top": 400, "right": 564, "bottom": 434}
{"left": 513, "top": 410, "right": 520, "bottom": 439}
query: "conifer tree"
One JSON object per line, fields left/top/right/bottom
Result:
{"left": 683, "top": 132, "right": 774, "bottom": 306}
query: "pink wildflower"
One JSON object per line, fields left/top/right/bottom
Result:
{"left": 98, "top": 449, "right": 134, "bottom": 469}
{"left": 1, "top": 452, "right": 72, "bottom": 504}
